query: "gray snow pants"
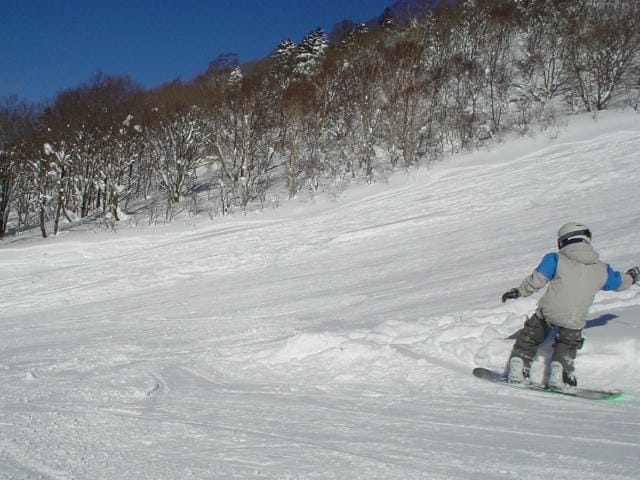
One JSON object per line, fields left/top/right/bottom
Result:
{"left": 509, "top": 312, "right": 584, "bottom": 374}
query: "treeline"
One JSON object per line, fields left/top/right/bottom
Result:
{"left": 1, "top": 0, "right": 639, "bottom": 238}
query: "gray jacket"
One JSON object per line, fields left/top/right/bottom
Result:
{"left": 517, "top": 242, "right": 634, "bottom": 330}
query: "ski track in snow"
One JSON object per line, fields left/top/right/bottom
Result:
{"left": 1, "top": 112, "right": 640, "bottom": 479}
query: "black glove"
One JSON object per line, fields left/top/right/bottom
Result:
{"left": 501, "top": 288, "right": 520, "bottom": 303}
{"left": 627, "top": 267, "right": 640, "bottom": 284}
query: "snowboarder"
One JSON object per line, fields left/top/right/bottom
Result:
{"left": 501, "top": 222, "right": 639, "bottom": 390}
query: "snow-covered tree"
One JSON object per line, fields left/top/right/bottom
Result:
{"left": 43, "top": 141, "right": 73, "bottom": 235}
{"left": 144, "top": 107, "right": 212, "bottom": 207}
{"left": 293, "top": 28, "right": 328, "bottom": 80}
{"left": 268, "top": 39, "right": 297, "bottom": 91}
{"left": 228, "top": 66, "right": 243, "bottom": 86}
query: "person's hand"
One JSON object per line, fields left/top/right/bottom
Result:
{"left": 501, "top": 288, "right": 520, "bottom": 303}
{"left": 627, "top": 267, "right": 640, "bottom": 284}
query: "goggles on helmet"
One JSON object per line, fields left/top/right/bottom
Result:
{"left": 557, "top": 228, "right": 591, "bottom": 249}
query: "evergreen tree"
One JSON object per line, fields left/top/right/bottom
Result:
{"left": 378, "top": 8, "right": 394, "bottom": 29}
{"left": 269, "top": 39, "right": 298, "bottom": 90}
{"left": 293, "top": 28, "right": 329, "bottom": 79}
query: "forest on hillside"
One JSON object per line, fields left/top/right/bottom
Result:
{"left": 1, "top": 0, "right": 639, "bottom": 238}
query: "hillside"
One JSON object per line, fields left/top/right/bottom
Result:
{"left": 1, "top": 110, "right": 639, "bottom": 479}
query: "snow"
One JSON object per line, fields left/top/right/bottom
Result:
{"left": 1, "top": 111, "right": 640, "bottom": 479}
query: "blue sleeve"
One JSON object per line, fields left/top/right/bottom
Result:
{"left": 536, "top": 253, "right": 558, "bottom": 280}
{"left": 602, "top": 265, "right": 623, "bottom": 291}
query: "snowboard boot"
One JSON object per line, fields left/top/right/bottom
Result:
{"left": 548, "top": 361, "right": 577, "bottom": 391}
{"left": 507, "top": 357, "right": 529, "bottom": 384}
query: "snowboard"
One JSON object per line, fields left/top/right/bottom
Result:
{"left": 473, "top": 367, "right": 623, "bottom": 400}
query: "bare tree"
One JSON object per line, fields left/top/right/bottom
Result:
{"left": 564, "top": 0, "right": 640, "bottom": 111}
{"left": 516, "top": 0, "right": 571, "bottom": 104}
{"left": 0, "top": 97, "right": 39, "bottom": 236}
{"left": 280, "top": 81, "right": 309, "bottom": 198}
{"left": 482, "top": 2, "right": 518, "bottom": 132}
{"left": 338, "top": 30, "right": 385, "bottom": 180}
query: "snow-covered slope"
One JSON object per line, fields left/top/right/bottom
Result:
{"left": 1, "top": 111, "right": 639, "bottom": 479}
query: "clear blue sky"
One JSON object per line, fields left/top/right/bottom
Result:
{"left": 1, "top": 0, "right": 393, "bottom": 103}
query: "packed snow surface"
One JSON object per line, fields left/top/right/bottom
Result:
{"left": 1, "top": 112, "right": 639, "bottom": 479}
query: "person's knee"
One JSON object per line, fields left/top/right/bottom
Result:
{"left": 556, "top": 328, "right": 584, "bottom": 348}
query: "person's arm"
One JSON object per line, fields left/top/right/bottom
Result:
{"left": 519, "top": 252, "right": 557, "bottom": 296}
{"left": 603, "top": 265, "right": 639, "bottom": 291}
{"left": 502, "top": 253, "right": 556, "bottom": 302}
